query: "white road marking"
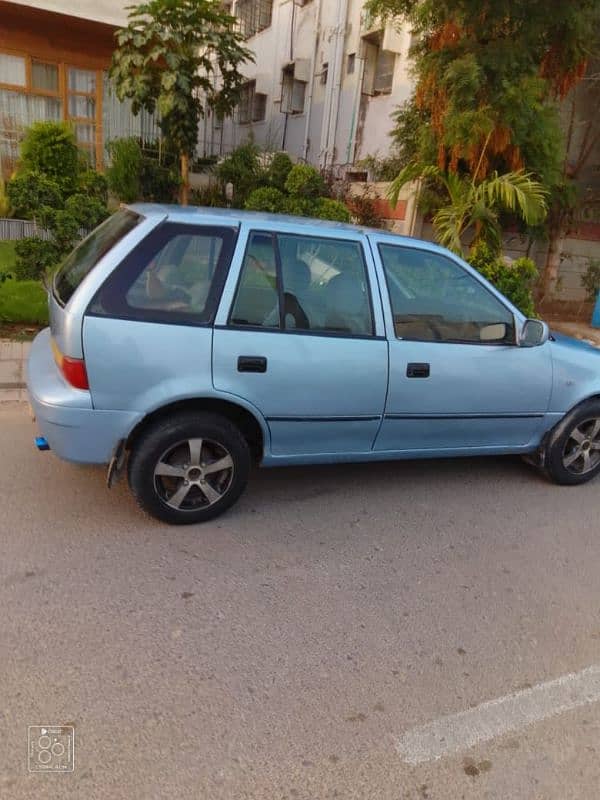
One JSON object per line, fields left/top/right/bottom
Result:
{"left": 397, "top": 663, "right": 600, "bottom": 765}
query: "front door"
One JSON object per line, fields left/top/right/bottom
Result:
{"left": 212, "top": 226, "right": 388, "bottom": 457}
{"left": 370, "top": 241, "right": 553, "bottom": 452}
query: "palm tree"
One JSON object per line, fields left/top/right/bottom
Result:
{"left": 389, "top": 163, "right": 548, "bottom": 257}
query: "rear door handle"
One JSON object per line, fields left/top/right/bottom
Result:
{"left": 406, "top": 362, "right": 430, "bottom": 378}
{"left": 238, "top": 356, "right": 267, "bottom": 373}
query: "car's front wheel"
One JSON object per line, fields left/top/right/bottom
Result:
{"left": 545, "top": 399, "right": 600, "bottom": 486}
{"left": 128, "top": 411, "right": 251, "bottom": 524}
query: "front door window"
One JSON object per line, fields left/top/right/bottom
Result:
{"left": 378, "top": 244, "right": 514, "bottom": 344}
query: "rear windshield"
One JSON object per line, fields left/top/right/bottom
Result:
{"left": 54, "top": 210, "right": 140, "bottom": 306}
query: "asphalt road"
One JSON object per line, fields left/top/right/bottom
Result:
{"left": 2, "top": 403, "right": 600, "bottom": 800}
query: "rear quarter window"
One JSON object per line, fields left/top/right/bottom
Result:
{"left": 87, "top": 223, "right": 236, "bottom": 327}
{"left": 54, "top": 210, "right": 140, "bottom": 306}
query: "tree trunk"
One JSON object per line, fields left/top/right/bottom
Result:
{"left": 541, "top": 222, "right": 566, "bottom": 300}
{"left": 180, "top": 153, "right": 190, "bottom": 206}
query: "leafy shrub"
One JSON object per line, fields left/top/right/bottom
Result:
{"left": 140, "top": 157, "right": 180, "bottom": 202}
{"left": 216, "top": 142, "right": 264, "bottom": 207}
{"left": 18, "top": 122, "right": 80, "bottom": 197}
{"left": 468, "top": 241, "right": 538, "bottom": 318}
{"left": 313, "top": 197, "right": 351, "bottom": 222}
{"left": 5, "top": 122, "right": 111, "bottom": 298}
{"left": 347, "top": 193, "right": 385, "bottom": 228}
{"left": 266, "top": 152, "right": 293, "bottom": 191}
{"left": 245, "top": 187, "right": 286, "bottom": 213}
{"left": 282, "top": 197, "right": 316, "bottom": 217}
{"left": 14, "top": 238, "right": 60, "bottom": 281}
{"left": 189, "top": 184, "right": 228, "bottom": 208}
{"left": 64, "top": 194, "right": 110, "bottom": 230}
{"left": 580, "top": 258, "right": 600, "bottom": 302}
{"left": 79, "top": 170, "right": 109, "bottom": 204}
{"left": 284, "top": 164, "right": 326, "bottom": 199}
{"left": 7, "top": 173, "right": 62, "bottom": 220}
{"left": 106, "top": 138, "right": 143, "bottom": 203}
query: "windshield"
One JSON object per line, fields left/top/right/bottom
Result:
{"left": 54, "top": 210, "right": 141, "bottom": 306}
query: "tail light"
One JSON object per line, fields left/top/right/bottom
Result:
{"left": 51, "top": 338, "right": 89, "bottom": 390}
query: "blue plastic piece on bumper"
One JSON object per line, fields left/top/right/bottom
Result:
{"left": 35, "top": 436, "right": 50, "bottom": 451}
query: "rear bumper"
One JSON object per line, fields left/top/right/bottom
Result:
{"left": 26, "top": 328, "right": 142, "bottom": 464}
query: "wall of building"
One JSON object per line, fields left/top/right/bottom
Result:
{"left": 209, "top": 0, "right": 413, "bottom": 172}
{"left": 5, "top": 0, "right": 129, "bottom": 27}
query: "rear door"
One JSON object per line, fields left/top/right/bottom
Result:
{"left": 212, "top": 223, "right": 388, "bottom": 457}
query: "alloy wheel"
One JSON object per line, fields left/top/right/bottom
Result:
{"left": 561, "top": 418, "right": 600, "bottom": 475}
{"left": 153, "top": 438, "right": 234, "bottom": 511}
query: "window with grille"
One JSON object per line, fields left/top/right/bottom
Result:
{"left": 236, "top": 0, "right": 273, "bottom": 38}
{"left": 238, "top": 81, "right": 267, "bottom": 123}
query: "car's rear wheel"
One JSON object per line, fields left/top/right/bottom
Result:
{"left": 544, "top": 400, "right": 600, "bottom": 485}
{"left": 128, "top": 411, "right": 250, "bottom": 524}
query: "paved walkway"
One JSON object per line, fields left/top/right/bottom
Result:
{"left": 0, "top": 340, "right": 31, "bottom": 402}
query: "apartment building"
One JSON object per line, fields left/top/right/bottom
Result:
{"left": 204, "top": 0, "right": 413, "bottom": 175}
{"left": 0, "top": 0, "right": 158, "bottom": 177}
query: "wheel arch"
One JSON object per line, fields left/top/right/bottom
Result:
{"left": 539, "top": 392, "right": 600, "bottom": 460}
{"left": 126, "top": 396, "right": 267, "bottom": 463}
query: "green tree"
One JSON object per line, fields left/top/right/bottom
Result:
{"left": 6, "top": 121, "right": 110, "bottom": 282}
{"left": 110, "top": 0, "right": 253, "bottom": 205}
{"left": 390, "top": 163, "right": 547, "bottom": 256}
{"left": 368, "top": 0, "right": 599, "bottom": 284}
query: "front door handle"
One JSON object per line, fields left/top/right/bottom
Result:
{"left": 407, "top": 362, "right": 430, "bottom": 378}
{"left": 238, "top": 356, "right": 267, "bottom": 373}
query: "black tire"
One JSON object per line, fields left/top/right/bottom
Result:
{"left": 128, "top": 411, "right": 251, "bottom": 524}
{"left": 544, "top": 399, "right": 600, "bottom": 486}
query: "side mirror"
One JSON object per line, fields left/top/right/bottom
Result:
{"left": 520, "top": 318, "right": 549, "bottom": 347}
{"left": 480, "top": 322, "right": 508, "bottom": 342}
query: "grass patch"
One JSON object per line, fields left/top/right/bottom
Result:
{"left": 0, "top": 241, "right": 48, "bottom": 331}
{"left": 0, "top": 277, "right": 48, "bottom": 325}
{"left": 0, "top": 240, "right": 17, "bottom": 273}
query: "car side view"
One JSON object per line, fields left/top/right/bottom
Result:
{"left": 27, "top": 205, "right": 600, "bottom": 524}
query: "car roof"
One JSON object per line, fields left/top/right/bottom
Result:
{"left": 127, "top": 203, "right": 434, "bottom": 248}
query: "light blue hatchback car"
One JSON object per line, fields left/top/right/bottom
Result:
{"left": 27, "top": 204, "right": 600, "bottom": 523}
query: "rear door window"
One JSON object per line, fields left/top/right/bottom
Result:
{"left": 88, "top": 223, "right": 236, "bottom": 326}
{"left": 230, "top": 231, "right": 375, "bottom": 336}
{"left": 54, "top": 210, "right": 140, "bottom": 306}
